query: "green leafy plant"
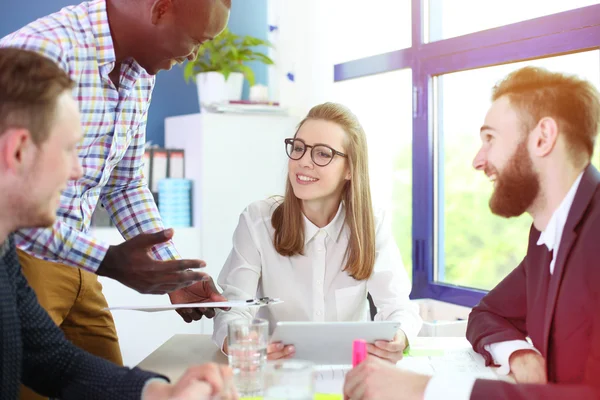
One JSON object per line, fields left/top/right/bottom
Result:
{"left": 183, "top": 28, "right": 274, "bottom": 87}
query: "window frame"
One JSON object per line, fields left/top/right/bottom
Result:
{"left": 333, "top": 1, "right": 600, "bottom": 307}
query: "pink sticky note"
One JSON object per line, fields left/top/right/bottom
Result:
{"left": 352, "top": 339, "right": 367, "bottom": 367}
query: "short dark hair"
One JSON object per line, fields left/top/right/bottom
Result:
{"left": 0, "top": 47, "right": 74, "bottom": 144}
{"left": 492, "top": 66, "right": 600, "bottom": 165}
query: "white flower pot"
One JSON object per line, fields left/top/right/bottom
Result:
{"left": 195, "top": 71, "right": 244, "bottom": 110}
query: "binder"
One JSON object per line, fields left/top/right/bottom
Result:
{"left": 144, "top": 148, "right": 186, "bottom": 193}
{"left": 158, "top": 178, "right": 192, "bottom": 228}
{"left": 167, "top": 149, "right": 185, "bottom": 179}
{"left": 150, "top": 149, "right": 168, "bottom": 193}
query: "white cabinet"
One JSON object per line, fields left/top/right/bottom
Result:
{"left": 165, "top": 112, "right": 300, "bottom": 281}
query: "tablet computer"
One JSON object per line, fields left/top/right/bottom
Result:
{"left": 270, "top": 321, "right": 401, "bottom": 365}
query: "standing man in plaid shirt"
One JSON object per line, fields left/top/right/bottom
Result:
{"left": 1, "top": 1, "right": 231, "bottom": 398}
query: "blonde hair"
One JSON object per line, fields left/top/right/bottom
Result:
{"left": 271, "top": 102, "right": 375, "bottom": 280}
{"left": 493, "top": 66, "right": 600, "bottom": 165}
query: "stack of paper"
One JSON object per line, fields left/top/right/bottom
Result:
{"left": 204, "top": 102, "right": 288, "bottom": 115}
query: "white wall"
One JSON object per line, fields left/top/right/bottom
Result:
{"left": 267, "top": 0, "right": 334, "bottom": 116}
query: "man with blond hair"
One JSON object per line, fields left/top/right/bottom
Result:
{"left": 343, "top": 66, "right": 600, "bottom": 399}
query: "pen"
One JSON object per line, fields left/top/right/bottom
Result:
{"left": 352, "top": 339, "right": 367, "bottom": 367}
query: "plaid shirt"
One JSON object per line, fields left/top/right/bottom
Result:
{"left": 0, "top": 0, "right": 180, "bottom": 272}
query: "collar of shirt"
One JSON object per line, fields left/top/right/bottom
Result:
{"left": 89, "top": 0, "right": 116, "bottom": 67}
{"left": 88, "top": 0, "right": 142, "bottom": 78}
{"left": 537, "top": 171, "right": 584, "bottom": 252}
{"left": 303, "top": 202, "right": 345, "bottom": 244}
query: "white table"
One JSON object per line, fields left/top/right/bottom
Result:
{"left": 137, "top": 334, "right": 507, "bottom": 383}
{"left": 137, "top": 334, "right": 226, "bottom": 381}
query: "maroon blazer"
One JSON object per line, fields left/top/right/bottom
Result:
{"left": 467, "top": 164, "right": 600, "bottom": 399}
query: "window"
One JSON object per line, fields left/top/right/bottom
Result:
{"left": 333, "top": 1, "right": 600, "bottom": 306}
{"left": 332, "top": 69, "right": 413, "bottom": 277}
{"left": 326, "top": 0, "right": 412, "bottom": 64}
{"left": 427, "top": 0, "right": 599, "bottom": 42}
{"left": 436, "top": 51, "right": 600, "bottom": 290}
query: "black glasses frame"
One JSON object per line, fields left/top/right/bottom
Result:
{"left": 284, "top": 138, "right": 348, "bottom": 167}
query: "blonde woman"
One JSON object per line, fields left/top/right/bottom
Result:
{"left": 213, "top": 102, "right": 421, "bottom": 362}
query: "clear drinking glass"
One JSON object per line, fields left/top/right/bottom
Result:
{"left": 263, "top": 359, "right": 315, "bottom": 400}
{"left": 227, "top": 318, "right": 269, "bottom": 397}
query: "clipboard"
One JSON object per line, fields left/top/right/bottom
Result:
{"left": 105, "top": 297, "right": 282, "bottom": 313}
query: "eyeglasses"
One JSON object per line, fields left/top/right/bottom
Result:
{"left": 284, "top": 138, "right": 347, "bottom": 167}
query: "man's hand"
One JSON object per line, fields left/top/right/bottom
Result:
{"left": 367, "top": 329, "right": 408, "bottom": 363}
{"left": 143, "top": 363, "right": 238, "bottom": 400}
{"left": 169, "top": 277, "right": 228, "bottom": 322}
{"left": 509, "top": 349, "right": 547, "bottom": 384}
{"left": 343, "top": 356, "right": 430, "bottom": 400}
{"left": 97, "top": 229, "right": 207, "bottom": 294}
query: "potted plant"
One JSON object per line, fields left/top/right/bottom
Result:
{"left": 183, "top": 28, "right": 274, "bottom": 109}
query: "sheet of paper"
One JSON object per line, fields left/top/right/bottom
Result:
{"left": 105, "top": 299, "right": 282, "bottom": 312}
{"left": 399, "top": 348, "right": 498, "bottom": 379}
{"left": 311, "top": 346, "right": 503, "bottom": 396}
{"left": 314, "top": 365, "right": 351, "bottom": 395}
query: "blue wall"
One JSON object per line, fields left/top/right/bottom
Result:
{"left": 148, "top": 0, "right": 268, "bottom": 146}
{"left": 0, "top": 0, "right": 269, "bottom": 147}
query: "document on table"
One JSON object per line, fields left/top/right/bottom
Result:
{"left": 313, "top": 346, "right": 503, "bottom": 395}
{"left": 105, "top": 298, "right": 283, "bottom": 312}
{"left": 398, "top": 348, "right": 498, "bottom": 379}
{"left": 314, "top": 365, "right": 351, "bottom": 395}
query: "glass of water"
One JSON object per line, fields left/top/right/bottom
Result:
{"left": 227, "top": 318, "right": 269, "bottom": 397}
{"left": 264, "top": 359, "right": 315, "bottom": 400}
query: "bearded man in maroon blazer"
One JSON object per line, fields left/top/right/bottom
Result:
{"left": 342, "top": 66, "right": 600, "bottom": 400}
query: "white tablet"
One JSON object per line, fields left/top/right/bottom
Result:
{"left": 270, "top": 321, "right": 402, "bottom": 365}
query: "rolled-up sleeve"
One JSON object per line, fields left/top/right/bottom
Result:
{"left": 212, "top": 209, "right": 262, "bottom": 350}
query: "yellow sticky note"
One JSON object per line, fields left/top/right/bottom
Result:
{"left": 315, "top": 394, "right": 343, "bottom": 400}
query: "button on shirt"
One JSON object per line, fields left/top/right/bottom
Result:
{"left": 424, "top": 172, "right": 584, "bottom": 400}
{"left": 212, "top": 198, "right": 422, "bottom": 349}
{"left": 0, "top": 0, "right": 179, "bottom": 270}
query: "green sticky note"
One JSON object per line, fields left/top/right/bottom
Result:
{"left": 406, "top": 348, "right": 445, "bottom": 357}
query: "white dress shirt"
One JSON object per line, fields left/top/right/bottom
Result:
{"left": 212, "top": 198, "right": 422, "bottom": 350}
{"left": 425, "top": 172, "right": 584, "bottom": 400}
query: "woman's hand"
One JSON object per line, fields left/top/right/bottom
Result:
{"left": 267, "top": 341, "right": 295, "bottom": 360}
{"left": 366, "top": 329, "right": 407, "bottom": 363}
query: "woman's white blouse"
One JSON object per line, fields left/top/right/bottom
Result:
{"left": 212, "top": 198, "right": 422, "bottom": 348}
